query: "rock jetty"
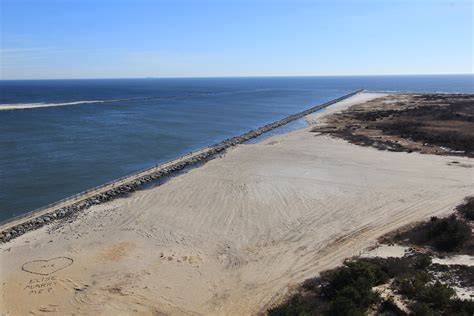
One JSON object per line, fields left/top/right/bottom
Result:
{"left": 0, "top": 90, "right": 362, "bottom": 243}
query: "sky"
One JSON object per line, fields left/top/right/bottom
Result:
{"left": 0, "top": 0, "right": 472, "bottom": 80}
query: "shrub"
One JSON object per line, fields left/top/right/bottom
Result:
{"left": 398, "top": 272, "right": 456, "bottom": 310}
{"left": 411, "top": 302, "right": 434, "bottom": 316}
{"left": 322, "top": 261, "right": 387, "bottom": 315}
{"left": 268, "top": 255, "right": 469, "bottom": 316}
{"left": 427, "top": 215, "right": 471, "bottom": 251}
{"left": 457, "top": 197, "right": 474, "bottom": 221}
{"left": 327, "top": 260, "right": 388, "bottom": 295}
{"left": 414, "top": 254, "right": 432, "bottom": 270}
{"left": 371, "top": 257, "right": 411, "bottom": 278}
{"left": 447, "top": 298, "right": 474, "bottom": 315}
{"left": 267, "top": 294, "right": 306, "bottom": 316}
{"left": 398, "top": 271, "right": 431, "bottom": 298}
{"left": 379, "top": 299, "right": 407, "bottom": 316}
{"left": 269, "top": 260, "right": 388, "bottom": 316}
{"left": 420, "top": 281, "right": 455, "bottom": 307}
{"left": 326, "top": 295, "right": 366, "bottom": 316}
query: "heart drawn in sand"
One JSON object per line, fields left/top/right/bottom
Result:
{"left": 22, "top": 257, "right": 74, "bottom": 275}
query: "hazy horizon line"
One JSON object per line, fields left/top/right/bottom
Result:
{"left": 1, "top": 72, "right": 473, "bottom": 81}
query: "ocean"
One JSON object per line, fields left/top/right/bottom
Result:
{"left": 0, "top": 75, "right": 473, "bottom": 221}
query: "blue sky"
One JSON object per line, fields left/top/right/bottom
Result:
{"left": 0, "top": 0, "right": 472, "bottom": 79}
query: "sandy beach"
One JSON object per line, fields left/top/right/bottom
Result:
{"left": 1, "top": 92, "right": 472, "bottom": 315}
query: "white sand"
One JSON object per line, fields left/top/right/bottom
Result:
{"left": 1, "top": 93, "right": 473, "bottom": 315}
{"left": 360, "top": 244, "right": 410, "bottom": 259}
{"left": 433, "top": 255, "right": 474, "bottom": 267}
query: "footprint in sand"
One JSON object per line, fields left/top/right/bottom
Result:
{"left": 159, "top": 251, "right": 203, "bottom": 266}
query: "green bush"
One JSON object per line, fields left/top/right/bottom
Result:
{"left": 409, "top": 295, "right": 474, "bottom": 316}
{"left": 269, "top": 260, "right": 388, "bottom": 316}
{"left": 268, "top": 255, "right": 469, "bottom": 316}
{"left": 326, "top": 295, "right": 366, "bottom": 316}
{"left": 379, "top": 299, "right": 407, "bottom": 316}
{"left": 267, "top": 295, "right": 307, "bottom": 316}
{"left": 414, "top": 254, "right": 432, "bottom": 270}
{"left": 457, "top": 197, "right": 474, "bottom": 221}
{"left": 394, "top": 214, "right": 471, "bottom": 253}
{"left": 365, "top": 255, "right": 429, "bottom": 278}
{"left": 398, "top": 271, "right": 431, "bottom": 298}
{"left": 322, "top": 261, "right": 387, "bottom": 315}
{"left": 427, "top": 215, "right": 471, "bottom": 251}
{"left": 398, "top": 272, "right": 456, "bottom": 310}
{"left": 420, "top": 281, "right": 455, "bottom": 307}
{"left": 446, "top": 298, "right": 474, "bottom": 315}
{"left": 327, "top": 260, "right": 388, "bottom": 295}
{"left": 411, "top": 302, "right": 434, "bottom": 316}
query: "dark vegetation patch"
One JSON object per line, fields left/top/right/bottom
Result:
{"left": 457, "top": 196, "right": 474, "bottom": 221}
{"left": 268, "top": 260, "right": 388, "bottom": 316}
{"left": 431, "top": 263, "right": 474, "bottom": 293}
{"left": 312, "top": 93, "right": 474, "bottom": 157}
{"left": 393, "top": 215, "right": 473, "bottom": 255}
{"left": 338, "top": 130, "right": 407, "bottom": 153}
{"left": 268, "top": 198, "right": 474, "bottom": 315}
{"left": 268, "top": 254, "right": 474, "bottom": 316}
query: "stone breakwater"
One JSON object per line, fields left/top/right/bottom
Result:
{"left": 0, "top": 90, "right": 362, "bottom": 243}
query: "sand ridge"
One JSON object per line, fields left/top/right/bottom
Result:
{"left": 1, "top": 93, "right": 472, "bottom": 315}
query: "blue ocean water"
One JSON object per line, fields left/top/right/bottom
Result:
{"left": 0, "top": 75, "right": 473, "bottom": 221}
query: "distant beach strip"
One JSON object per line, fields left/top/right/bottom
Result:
{"left": 0, "top": 90, "right": 362, "bottom": 242}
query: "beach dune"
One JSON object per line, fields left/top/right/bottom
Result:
{"left": 0, "top": 93, "right": 472, "bottom": 315}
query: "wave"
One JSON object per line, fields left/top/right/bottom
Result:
{"left": 0, "top": 96, "right": 185, "bottom": 111}
{"left": 0, "top": 100, "right": 115, "bottom": 111}
{"left": 0, "top": 88, "right": 295, "bottom": 111}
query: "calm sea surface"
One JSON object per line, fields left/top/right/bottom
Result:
{"left": 0, "top": 75, "right": 473, "bottom": 221}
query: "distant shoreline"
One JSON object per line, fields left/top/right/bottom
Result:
{"left": 1, "top": 73, "right": 472, "bottom": 82}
